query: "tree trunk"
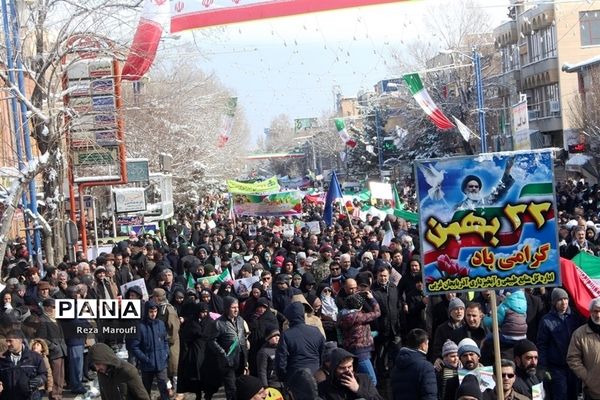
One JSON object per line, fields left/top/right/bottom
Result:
{"left": 0, "top": 184, "right": 25, "bottom": 278}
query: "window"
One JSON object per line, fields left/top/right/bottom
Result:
{"left": 580, "top": 11, "right": 600, "bottom": 46}
{"left": 526, "top": 25, "right": 557, "bottom": 63}
{"left": 540, "top": 25, "right": 557, "bottom": 58}
{"left": 527, "top": 34, "right": 540, "bottom": 63}
{"left": 501, "top": 44, "right": 520, "bottom": 73}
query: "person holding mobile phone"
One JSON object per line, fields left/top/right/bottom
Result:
{"left": 317, "top": 348, "right": 383, "bottom": 400}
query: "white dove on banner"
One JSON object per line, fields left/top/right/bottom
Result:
{"left": 420, "top": 164, "right": 446, "bottom": 201}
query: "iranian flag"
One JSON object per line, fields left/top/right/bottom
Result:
{"left": 122, "top": 0, "right": 170, "bottom": 80}
{"left": 403, "top": 73, "right": 455, "bottom": 130}
{"left": 217, "top": 97, "right": 238, "bottom": 148}
{"left": 561, "top": 254, "right": 600, "bottom": 318}
{"left": 334, "top": 118, "right": 357, "bottom": 148}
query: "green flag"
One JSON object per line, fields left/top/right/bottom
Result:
{"left": 226, "top": 337, "right": 240, "bottom": 356}
{"left": 187, "top": 272, "right": 195, "bottom": 289}
{"left": 393, "top": 185, "right": 404, "bottom": 211}
{"left": 198, "top": 269, "right": 232, "bottom": 287}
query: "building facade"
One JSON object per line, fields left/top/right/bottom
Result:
{"left": 493, "top": 0, "right": 600, "bottom": 152}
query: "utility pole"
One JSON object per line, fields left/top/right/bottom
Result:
{"left": 473, "top": 48, "right": 487, "bottom": 153}
{"left": 375, "top": 108, "right": 384, "bottom": 180}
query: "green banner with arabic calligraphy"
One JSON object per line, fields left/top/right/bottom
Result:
{"left": 226, "top": 176, "right": 280, "bottom": 194}
{"left": 415, "top": 150, "right": 560, "bottom": 294}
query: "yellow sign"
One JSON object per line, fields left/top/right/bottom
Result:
{"left": 265, "top": 387, "right": 284, "bottom": 400}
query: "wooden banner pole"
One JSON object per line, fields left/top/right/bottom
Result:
{"left": 490, "top": 291, "right": 505, "bottom": 399}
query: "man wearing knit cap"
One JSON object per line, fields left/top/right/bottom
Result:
{"left": 235, "top": 375, "right": 267, "bottom": 400}
{"left": 456, "top": 374, "right": 482, "bottom": 400}
{"left": 537, "top": 287, "right": 585, "bottom": 400}
{"left": 437, "top": 340, "right": 459, "bottom": 400}
{"left": 444, "top": 338, "right": 482, "bottom": 400}
{"left": 431, "top": 296, "right": 466, "bottom": 363}
{"left": 512, "top": 339, "right": 545, "bottom": 398}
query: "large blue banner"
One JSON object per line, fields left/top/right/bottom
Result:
{"left": 415, "top": 150, "right": 560, "bottom": 294}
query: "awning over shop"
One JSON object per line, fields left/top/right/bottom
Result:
{"left": 566, "top": 154, "right": 599, "bottom": 182}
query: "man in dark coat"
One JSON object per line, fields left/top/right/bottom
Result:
{"left": 0, "top": 329, "right": 47, "bottom": 400}
{"left": 88, "top": 343, "right": 150, "bottom": 400}
{"left": 512, "top": 339, "right": 547, "bottom": 398}
{"left": 212, "top": 297, "right": 249, "bottom": 400}
{"left": 129, "top": 300, "right": 170, "bottom": 400}
{"left": 372, "top": 265, "right": 402, "bottom": 377}
{"left": 271, "top": 274, "right": 301, "bottom": 314}
{"left": 317, "top": 348, "right": 383, "bottom": 400}
{"left": 35, "top": 298, "right": 67, "bottom": 400}
{"left": 275, "top": 302, "right": 325, "bottom": 386}
{"left": 391, "top": 328, "right": 437, "bottom": 400}
{"left": 536, "top": 288, "right": 584, "bottom": 400}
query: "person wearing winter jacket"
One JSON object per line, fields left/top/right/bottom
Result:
{"left": 317, "top": 348, "right": 383, "bottom": 400}
{"left": 89, "top": 343, "right": 150, "bottom": 400}
{"left": 481, "top": 289, "right": 528, "bottom": 364}
{"left": 256, "top": 329, "right": 282, "bottom": 389}
{"left": 338, "top": 292, "right": 381, "bottom": 386}
{"left": 275, "top": 302, "right": 324, "bottom": 385}
{"left": 0, "top": 330, "right": 47, "bottom": 400}
{"left": 538, "top": 288, "right": 585, "bottom": 400}
{"left": 212, "top": 297, "right": 250, "bottom": 400}
{"left": 129, "top": 300, "right": 170, "bottom": 400}
{"left": 390, "top": 328, "right": 437, "bottom": 400}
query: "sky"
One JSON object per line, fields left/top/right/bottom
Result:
{"left": 157, "top": 0, "right": 510, "bottom": 148}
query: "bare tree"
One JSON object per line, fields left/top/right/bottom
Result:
{"left": 568, "top": 67, "right": 600, "bottom": 153}
{"left": 122, "top": 61, "right": 250, "bottom": 204}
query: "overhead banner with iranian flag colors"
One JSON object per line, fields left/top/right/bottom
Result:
{"left": 170, "top": 0, "right": 404, "bottom": 33}
{"left": 416, "top": 150, "right": 560, "bottom": 294}
{"left": 403, "top": 73, "right": 455, "bottom": 130}
{"left": 122, "top": 0, "right": 170, "bottom": 80}
{"left": 334, "top": 118, "right": 357, "bottom": 148}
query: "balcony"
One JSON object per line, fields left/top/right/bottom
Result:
{"left": 519, "top": 3, "right": 555, "bottom": 32}
{"left": 528, "top": 106, "right": 562, "bottom": 133}
{"left": 495, "top": 69, "right": 521, "bottom": 91}
{"left": 521, "top": 57, "right": 559, "bottom": 87}
{"left": 494, "top": 20, "right": 518, "bottom": 47}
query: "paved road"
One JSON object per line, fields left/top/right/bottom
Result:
{"left": 54, "top": 381, "right": 228, "bottom": 399}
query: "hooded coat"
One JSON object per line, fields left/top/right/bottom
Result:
{"left": 317, "top": 348, "right": 383, "bottom": 400}
{"left": 391, "top": 347, "right": 438, "bottom": 400}
{"left": 88, "top": 343, "right": 150, "bottom": 400}
{"left": 129, "top": 301, "right": 169, "bottom": 372}
{"left": 484, "top": 290, "right": 528, "bottom": 339}
{"left": 275, "top": 302, "right": 325, "bottom": 382}
{"left": 282, "top": 294, "right": 326, "bottom": 337}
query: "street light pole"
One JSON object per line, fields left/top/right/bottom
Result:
{"left": 375, "top": 108, "right": 384, "bottom": 180}
{"left": 473, "top": 48, "right": 487, "bottom": 153}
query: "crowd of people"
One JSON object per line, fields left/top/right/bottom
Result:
{"left": 0, "top": 177, "right": 600, "bottom": 400}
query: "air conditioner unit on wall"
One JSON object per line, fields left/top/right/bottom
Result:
{"left": 549, "top": 100, "right": 560, "bottom": 113}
